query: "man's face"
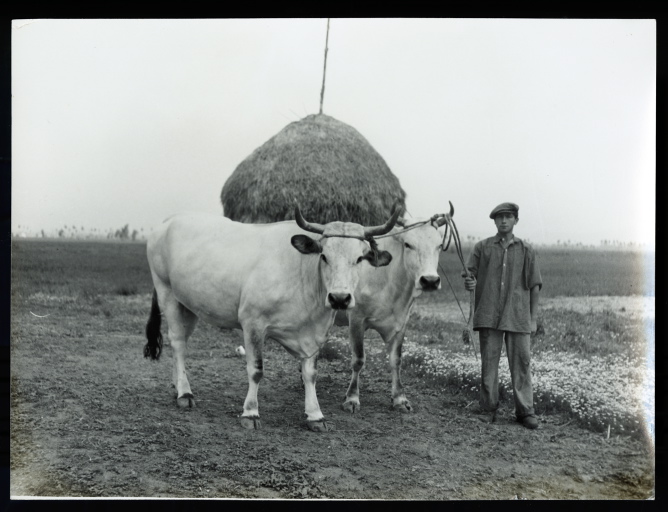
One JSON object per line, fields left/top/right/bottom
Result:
{"left": 494, "top": 212, "right": 517, "bottom": 236}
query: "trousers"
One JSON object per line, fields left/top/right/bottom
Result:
{"left": 478, "top": 328, "right": 535, "bottom": 418}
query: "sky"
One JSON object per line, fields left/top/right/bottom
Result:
{"left": 11, "top": 18, "right": 656, "bottom": 246}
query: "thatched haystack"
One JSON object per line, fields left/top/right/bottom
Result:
{"left": 221, "top": 114, "right": 406, "bottom": 225}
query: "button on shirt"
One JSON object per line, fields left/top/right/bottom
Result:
{"left": 465, "top": 234, "right": 542, "bottom": 334}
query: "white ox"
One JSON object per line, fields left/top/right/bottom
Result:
{"left": 335, "top": 209, "right": 451, "bottom": 413}
{"left": 144, "top": 206, "right": 400, "bottom": 432}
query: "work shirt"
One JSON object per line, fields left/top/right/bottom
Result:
{"left": 465, "top": 234, "right": 542, "bottom": 334}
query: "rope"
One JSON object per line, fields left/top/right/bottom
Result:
{"left": 441, "top": 220, "right": 453, "bottom": 252}
{"left": 372, "top": 217, "right": 435, "bottom": 239}
{"left": 440, "top": 212, "right": 478, "bottom": 360}
{"left": 318, "top": 212, "right": 437, "bottom": 241}
{"left": 320, "top": 234, "right": 367, "bottom": 241}
{"left": 316, "top": 219, "right": 434, "bottom": 244}
{"left": 438, "top": 261, "right": 467, "bottom": 321}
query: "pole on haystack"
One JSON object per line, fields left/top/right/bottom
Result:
{"left": 319, "top": 18, "right": 331, "bottom": 115}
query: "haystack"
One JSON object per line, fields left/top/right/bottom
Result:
{"left": 221, "top": 114, "right": 406, "bottom": 225}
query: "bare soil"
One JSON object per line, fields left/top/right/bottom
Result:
{"left": 10, "top": 294, "right": 654, "bottom": 500}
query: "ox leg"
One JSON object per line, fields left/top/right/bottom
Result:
{"left": 342, "top": 319, "right": 365, "bottom": 413}
{"left": 161, "top": 293, "right": 198, "bottom": 408}
{"left": 386, "top": 325, "right": 413, "bottom": 413}
{"left": 302, "top": 354, "right": 329, "bottom": 432}
{"left": 239, "top": 330, "right": 263, "bottom": 430}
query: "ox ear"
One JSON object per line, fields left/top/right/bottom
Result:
{"left": 291, "top": 234, "right": 323, "bottom": 255}
{"left": 363, "top": 249, "right": 393, "bottom": 268}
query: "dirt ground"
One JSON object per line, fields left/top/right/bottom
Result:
{"left": 10, "top": 294, "right": 655, "bottom": 500}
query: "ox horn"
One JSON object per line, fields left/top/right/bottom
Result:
{"left": 294, "top": 204, "right": 326, "bottom": 235}
{"left": 363, "top": 201, "right": 403, "bottom": 238}
{"left": 435, "top": 201, "right": 456, "bottom": 227}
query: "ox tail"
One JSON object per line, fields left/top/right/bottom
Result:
{"left": 144, "top": 289, "right": 163, "bottom": 360}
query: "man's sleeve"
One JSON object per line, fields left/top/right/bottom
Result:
{"left": 466, "top": 242, "right": 480, "bottom": 278}
{"left": 525, "top": 246, "right": 543, "bottom": 291}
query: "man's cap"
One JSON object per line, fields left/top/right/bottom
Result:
{"left": 489, "top": 202, "right": 519, "bottom": 219}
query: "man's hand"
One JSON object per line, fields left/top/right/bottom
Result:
{"left": 461, "top": 271, "right": 476, "bottom": 291}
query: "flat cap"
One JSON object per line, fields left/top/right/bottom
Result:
{"left": 489, "top": 202, "right": 519, "bottom": 219}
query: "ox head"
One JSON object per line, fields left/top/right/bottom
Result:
{"left": 394, "top": 202, "right": 454, "bottom": 292}
{"left": 290, "top": 204, "right": 401, "bottom": 310}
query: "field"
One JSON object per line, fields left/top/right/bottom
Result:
{"left": 10, "top": 239, "right": 655, "bottom": 499}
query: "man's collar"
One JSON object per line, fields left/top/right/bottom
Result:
{"left": 494, "top": 233, "right": 517, "bottom": 245}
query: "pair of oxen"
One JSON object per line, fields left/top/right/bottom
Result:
{"left": 144, "top": 203, "right": 453, "bottom": 432}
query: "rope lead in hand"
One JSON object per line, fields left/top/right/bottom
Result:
{"left": 440, "top": 201, "right": 478, "bottom": 361}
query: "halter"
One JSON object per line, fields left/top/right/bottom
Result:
{"left": 317, "top": 233, "right": 383, "bottom": 266}
{"left": 319, "top": 234, "right": 368, "bottom": 241}
{"left": 373, "top": 213, "right": 455, "bottom": 254}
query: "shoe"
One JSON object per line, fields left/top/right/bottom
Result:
{"left": 517, "top": 415, "right": 539, "bottom": 429}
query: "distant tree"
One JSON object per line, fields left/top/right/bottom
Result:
{"left": 41, "top": 229, "right": 46, "bottom": 238}
{"left": 58, "top": 229, "right": 65, "bottom": 238}
{"left": 131, "top": 229, "right": 138, "bottom": 241}
{"left": 114, "top": 224, "right": 130, "bottom": 240}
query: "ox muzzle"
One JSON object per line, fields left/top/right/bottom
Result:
{"left": 418, "top": 275, "right": 441, "bottom": 291}
{"left": 327, "top": 292, "right": 354, "bottom": 310}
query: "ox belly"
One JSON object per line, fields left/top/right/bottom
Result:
{"left": 170, "top": 283, "right": 243, "bottom": 330}
{"left": 239, "top": 299, "right": 337, "bottom": 359}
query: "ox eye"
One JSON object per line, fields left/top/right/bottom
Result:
{"left": 320, "top": 254, "right": 328, "bottom": 264}
{"left": 404, "top": 243, "right": 413, "bottom": 250}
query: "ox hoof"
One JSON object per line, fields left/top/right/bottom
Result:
{"left": 176, "top": 394, "right": 195, "bottom": 408}
{"left": 306, "top": 420, "right": 331, "bottom": 432}
{"left": 391, "top": 400, "right": 413, "bottom": 414}
{"left": 342, "top": 400, "right": 360, "bottom": 414}
{"left": 240, "top": 416, "right": 262, "bottom": 430}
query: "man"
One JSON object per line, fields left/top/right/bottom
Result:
{"left": 463, "top": 202, "right": 542, "bottom": 429}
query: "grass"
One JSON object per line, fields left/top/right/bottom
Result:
{"left": 11, "top": 239, "right": 153, "bottom": 299}
{"left": 405, "top": 308, "right": 648, "bottom": 360}
{"left": 11, "top": 239, "right": 654, "bottom": 441}
{"left": 430, "top": 247, "right": 653, "bottom": 307}
{"left": 393, "top": 306, "right": 653, "bottom": 439}
{"left": 12, "top": 239, "right": 652, "bottom": 300}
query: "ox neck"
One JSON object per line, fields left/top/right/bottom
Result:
{"left": 298, "top": 253, "right": 331, "bottom": 315}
